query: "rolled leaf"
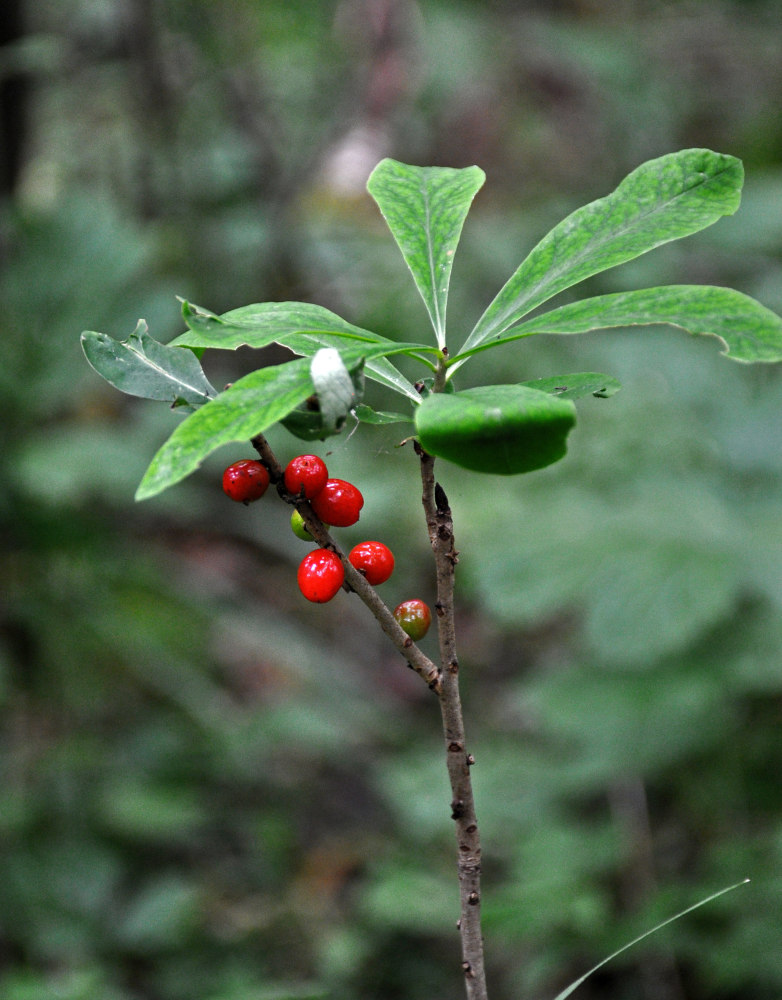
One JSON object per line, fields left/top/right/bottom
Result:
{"left": 415, "top": 384, "right": 576, "bottom": 475}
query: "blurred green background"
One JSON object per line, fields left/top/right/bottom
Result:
{"left": 2, "top": 1, "right": 782, "bottom": 998}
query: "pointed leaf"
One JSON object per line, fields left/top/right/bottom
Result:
{"left": 414, "top": 385, "right": 576, "bottom": 475}
{"left": 553, "top": 880, "right": 750, "bottom": 1000}
{"left": 458, "top": 149, "right": 744, "bottom": 357}
{"left": 171, "top": 300, "right": 426, "bottom": 402}
{"left": 81, "top": 321, "right": 216, "bottom": 412}
{"left": 136, "top": 358, "right": 313, "bottom": 501}
{"left": 353, "top": 404, "right": 412, "bottom": 425}
{"left": 367, "top": 158, "right": 485, "bottom": 347}
{"left": 463, "top": 285, "right": 782, "bottom": 364}
{"left": 136, "top": 343, "right": 417, "bottom": 500}
{"left": 520, "top": 372, "right": 622, "bottom": 399}
{"left": 171, "top": 299, "right": 386, "bottom": 350}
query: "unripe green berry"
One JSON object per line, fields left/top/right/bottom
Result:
{"left": 290, "top": 509, "right": 315, "bottom": 541}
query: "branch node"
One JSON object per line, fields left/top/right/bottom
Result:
{"left": 435, "top": 481, "right": 450, "bottom": 515}
{"left": 450, "top": 798, "right": 465, "bottom": 820}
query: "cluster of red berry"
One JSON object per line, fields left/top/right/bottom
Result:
{"left": 222, "top": 455, "right": 432, "bottom": 640}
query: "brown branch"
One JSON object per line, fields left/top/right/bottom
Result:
{"left": 418, "top": 442, "right": 488, "bottom": 1000}
{"left": 251, "top": 434, "right": 441, "bottom": 691}
{"left": 251, "top": 431, "right": 486, "bottom": 996}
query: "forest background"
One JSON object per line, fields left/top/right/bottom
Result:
{"left": 2, "top": 2, "right": 782, "bottom": 999}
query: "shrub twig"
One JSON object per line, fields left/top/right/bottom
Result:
{"left": 251, "top": 433, "right": 441, "bottom": 690}
{"left": 251, "top": 431, "right": 486, "bottom": 996}
{"left": 418, "top": 441, "right": 488, "bottom": 1000}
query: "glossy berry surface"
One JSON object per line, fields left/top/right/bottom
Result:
{"left": 310, "top": 478, "right": 364, "bottom": 527}
{"left": 348, "top": 541, "right": 395, "bottom": 585}
{"left": 297, "top": 548, "right": 345, "bottom": 603}
{"left": 284, "top": 454, "right": 328, "bottom": 499}
{"left": 393, "top": 599, "right": 432, "bottom": 641}
{"left": 222, "top": 460, "right": 270, "bottom": 503}
{"left": 290, "top": 509, "right": 316, "bottom": 541}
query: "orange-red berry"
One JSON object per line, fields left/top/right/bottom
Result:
{"left": 284, "top": 454, "right": 328, "bottom": 499}
{"left": 222, "top": 459, "right": 270, "bottom": 503}
{"left": 348, "top": 541, "right": 395, "bottom": 585}
{"left": 310, "top": 478, "right": 364, "bottom": 527}
{"left": 297, "top": 548, "right": 345, "bottom": 603}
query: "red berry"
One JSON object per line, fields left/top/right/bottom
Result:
{"left": 310, "top": 479, "right": 364, "bottom": 527}
{"left": 348, "top": 541, "right": 395, "bottom": 585}
{"left": 222, "top": 459, "right": 270, "bottom": 503}
{"left": 297, "top": 548, "right": 345, "bottom": 603}
{"left": 284, "top": 454, "right": 329, "bottom": 499}
{"left": 393, "top": 599, "right": 432, "bottom": 640}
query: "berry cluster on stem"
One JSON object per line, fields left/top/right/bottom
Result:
{"left": 224, "top": 431, "right": 485, "bottom": 998}
{"left": 247, "top": 435, "right": 441, "bottom": 690}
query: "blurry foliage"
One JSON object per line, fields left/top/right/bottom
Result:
{"left": 2, "top": 0, "right": 782, "bottom": 998}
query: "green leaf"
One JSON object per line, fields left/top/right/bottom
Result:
{"left": 520, "top": 372, "right": 622, "bottom": 400}
{"left": 367, "top": 158, "right": 485, "bottom": 347}
{"left": 463, "top": 285, "right": 782, "bottom": 364}
{"left": 172, "top": 299, "right": 427, "bottom": 402}
{"left": 81, "top": 321, "right": 216, "bottom": 412}
{"left": 353, "top": 404, "right": 412, "bottom": 425}
{"left": 553, "top": 880, "right": 750, "bottom": 1000}
{"left": 171, "top": 300, "right": 385, "bottom": 351}
{"left": 136, "top": 357, "right": 314, "bottom": 501}
{"left": 414, "top": 385, "right": 576, "bottom": 475}
{"left": 457, "top": 149, "right": 744, "bottom": 358}
{"left": 136, "top": 343, "right": 418, "bottom": 500}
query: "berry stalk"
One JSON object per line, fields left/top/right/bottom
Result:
{"left": 250, "top": 434, "right": 441, "bottom": 690}
{"left": 250, "top": 431, "right": 485, "bottom": 997}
